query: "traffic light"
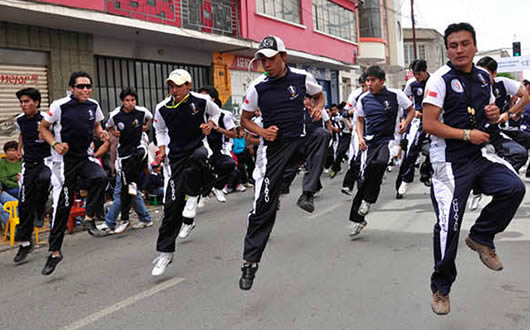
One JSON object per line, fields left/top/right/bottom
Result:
{"left": 513, "top": 42, "right": 521, "bottom": 57}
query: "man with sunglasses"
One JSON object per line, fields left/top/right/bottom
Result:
{"left": 39, "top": 71, "right": 109, "bottom": 275}
{"left": 423, "top": 23, "right": 525, "bottom": 315}
{"left": 238, "top": 35, "right": 325, "bottom": 290}
{"left": 151, "top": 69, "right": 221, "bottom": 276}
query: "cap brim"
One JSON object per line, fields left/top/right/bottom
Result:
{"left": 165, "top": 78, "right": 188, "bottom": 86}
{"left": 255, "top": 49, "right": 280, "bottom": 59}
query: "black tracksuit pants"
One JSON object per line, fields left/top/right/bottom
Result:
{"left": 15, "top": 160, "right": 52, "bottom": 243}
{"left": 281, "top": 127, "right": 330, "bottom": 194}
{"left": 395, "top": 130, "right": 430, "bottom": 190}
{"left": 119, "top": 148, "right": 146, "bottom": 222}
{"left": 350, "top": 142, "right": 391, "bottom": 223}
{"left": 332, "top": 133, "right": 351, "bottom": 172}
{"left": 157, "top": 146, "right": 209, "bottom": 252}
{"left": 49, "top": 157, "right": 107, "bottom": 252}
{"left": 243, "top": 137, "right": 305, "bottom": 263}
{"left": 430, "top": 150, "right": 525, "bottom": 295}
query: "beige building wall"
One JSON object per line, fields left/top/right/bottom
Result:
{"left": 0, "top": 22, "right": 94, "bottom": 101}
{"left": 403, "top": 28, "right": 446, "bottom": 73}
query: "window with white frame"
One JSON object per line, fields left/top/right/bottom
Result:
{"left": 256, "top": 0, "right": 301, "bottom": 24}
{"left": 404, "top": 44, "right": 426, "bottom": 67}
{"left": 312, "top": 0, "right": 358, "bottom": 42}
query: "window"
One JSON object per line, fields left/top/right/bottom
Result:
{"left": 404, "top": 44, "right": 426, "bottom": 67}
{"left": 359, "top": 0, "right": 382, "bottom": 38}
{"left": 418, "top": 45, "right": 426, "bottom": 61}
{"left": 257, "top": 0, "right": 301, "bottom": 24}
{"left": 312, "top": 0, "right": 358, "bottom": 42}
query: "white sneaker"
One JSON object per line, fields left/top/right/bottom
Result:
{"left": 198, "top": 196, "right": 208, "bottom": 208}
{"left": 398, "top": 182, "right": 409, "bottom": 196}
{"left": 323, "top": 168, "right": 330, "bottom": 174}
{"left": 128, "top": 182, "right": 137, "bottom": 196}
{"left": 182, "top": 195, "right": 199, "bottom": 218}
{"left": 341, "top": 187, "right": 352, "bottom": 195}
{"left": 469, "top": 194, "right": 482, "bottom": 211}
{"left": 114, "top": 221, "right": 132, "bottom": 234}
{"left": 358, "top": 200, "right": 371, "bottom": 216}
{"left": 212, "top": 188, "right": 227, "bottom": 202}
{"left": 96, "top": 222, "right": 115, "bottom": 234}
{"left": 235, "top": 184, "right": 246, "bottom": 192}
{"left": 152, "top": 252, "right": 173, "bottom": 276}
{"left": 132, "top": 221, "right": 153, "bottom": 229}
{"left": 349, "top": 221, "right": 367, "bottom": 237}
{"left": 178, "top": 222, "right": 196, "bottom": 239}
{"left": 386, "top": 165, "right": 393, "bottom": 172}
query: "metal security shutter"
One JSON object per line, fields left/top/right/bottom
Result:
{"left": 95, "top": 56, "right": 211, "bottom": 115}
{"left": 0, "top": 65, "right": 49, "bottom": 142}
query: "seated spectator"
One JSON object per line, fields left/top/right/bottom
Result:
{"left": 145, "top": 161, "right": 164, "bottom": 199}
{"left": 0, "top": 181, "right": 18, "bottom": 226}
{"left": 0, "top": 141, "right": 22, "bottom": 197}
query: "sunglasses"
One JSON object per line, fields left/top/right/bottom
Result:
{"left": 74, "top": 84, "right": 92, "bottom": 90}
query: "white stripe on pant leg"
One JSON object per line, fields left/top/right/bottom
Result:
{"left": 431, "top": 162, "right": 455, "bottom": 260}
{"left": 480, "top": 144, "right": 518, "bottom": 175}
{"left": 359, "top": 147, "right": 368, "bottom": 178}
{"left": 162, "top": 162, "right": 172, "bottom": 203}
{"left": 19, "top": 162, "right": 26, "bottom": 203}
{"left": 251, "top": 141, "right": 267, "bottom": 215}
{"left": 50, "top": 160, "right": 65, "bottom": 229}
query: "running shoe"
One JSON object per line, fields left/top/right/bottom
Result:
{"left": 152, "top": 252, "right": 173, "bottom": 276}
{"left": 178, "top": 222, "right": 196, "bottom": 239}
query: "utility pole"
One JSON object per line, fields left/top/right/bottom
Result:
{"left": 411, "top": 0, "right": 417, "bottom": 58}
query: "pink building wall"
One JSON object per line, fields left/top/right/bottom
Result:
{"left": 240, "top": 0, "right": 359, "bottom": 64}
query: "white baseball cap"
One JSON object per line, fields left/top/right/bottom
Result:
{"left": 255, "top": 36, "right": 287, "bottom": 59}
{"left": 165, "top": 69, "right": 192, "bottom": 86}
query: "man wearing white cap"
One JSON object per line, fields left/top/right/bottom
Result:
{"left": 239, "top": 35, "right": 325, "bottom": 290}
{"left": 151, "top": 69, "right": 221, "bottom": 276}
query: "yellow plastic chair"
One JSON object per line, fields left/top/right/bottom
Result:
{"left": 3, "top": 200, "right": 39, "bottom": 246}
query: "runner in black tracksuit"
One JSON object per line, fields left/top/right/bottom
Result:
{"left": 238, "top": 36, "right": 325, "bottom": 291}
{"left": 349, "top": 65, "right": 415, "bottom": 238}
{"left": 341, "top": 74, "right": 368, "bottom": 195}
{"left": 106, "top": 88, "right": 152, "bottom": 233}
{"left": 151, "top": 69, "right": 220, "bottom": 277}
{"left": 395, "top": 59, "right": 432, "bottom": 199}
{"left": 13, "top": 88, "right": 52, "bottom": 263}
{"left": 39, "top": 71, "right": 109, "bottom": 276}
{"left": 424, "top": 23, "right": 525, "bottom": 315}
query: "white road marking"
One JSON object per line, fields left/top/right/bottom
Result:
{"left": 59, "top": 277, "right": 185, "bottom": 330}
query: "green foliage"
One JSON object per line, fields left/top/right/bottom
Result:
{"left": 496, "top": 72, "right": 514, "bottom": 79}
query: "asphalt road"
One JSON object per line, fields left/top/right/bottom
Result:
{"left": 1, "top": 169, "right": 529, "bottom": 330}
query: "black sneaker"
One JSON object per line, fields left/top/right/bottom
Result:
{"left": 86, "top": 219, "right": 108, "bottom": 237}
{"left": 420, "top": 176, "right": 432, "bottom": 187}
{"left": 42, "top": 252, "right": 63, "bottom": 275}
{"left": 396, "top": 192, "right": 403, "bottom": 200}
{"left": 14, "top": 242, "right": 33, "bottom": 263}
{"left": 297, "top": 192, "right": 314, "bottom": 213}
{"left": 239, "top": 263, "right": 258, "bottom": 290}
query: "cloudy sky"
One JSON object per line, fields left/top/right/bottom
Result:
{"left": 401, "top": 0, "right": 528, "bottom": 52}
{"left": 401, "top": 0, "right": 528, "bottom": 77}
